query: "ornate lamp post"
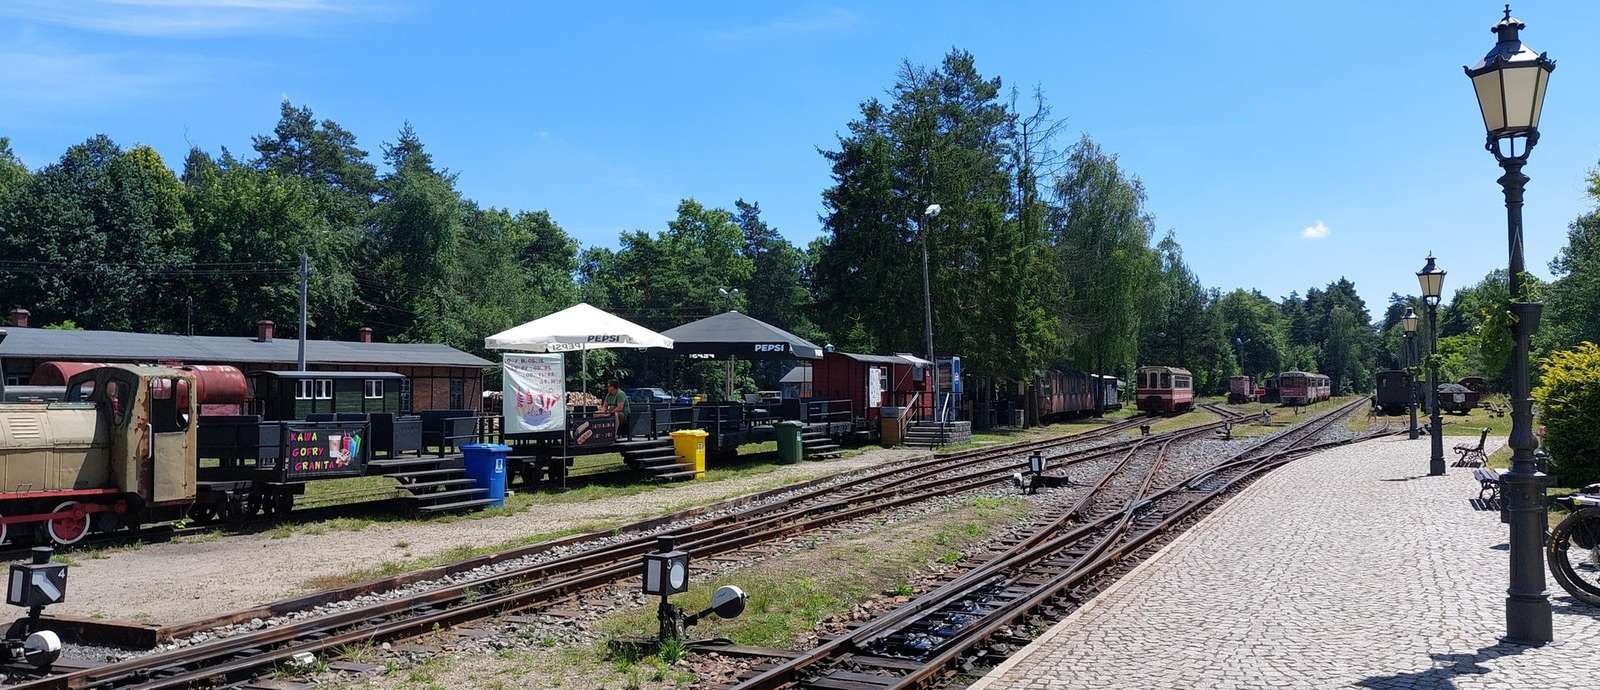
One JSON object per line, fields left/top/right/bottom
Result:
{"left": 1464, "top": 4, "right": 1555, "bottom": 644}
{"left": 1416, "top": 255, "right": 1446, "bottom": 476}
{"left": 921, "top": 203, "right": 942, "bottom": 431}
{"left": 1402, "top": 307, "right": 1419, "bottom": 440}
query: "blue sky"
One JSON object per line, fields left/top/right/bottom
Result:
{"left": 3, "top": 1, "right": 1597, "bottom": 318}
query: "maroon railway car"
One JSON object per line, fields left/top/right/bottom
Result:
{"left": 809, "top": 352, "right": 934, "bottom": 424}
{"left": 1277, "top": 371, "right": 1331, "bottom": 405}
{"left": 1135, "top": 365, "right": 1194, "bottom": 414}
{"left": 1036, "top": 370, "right": 1097, "bottom": 421}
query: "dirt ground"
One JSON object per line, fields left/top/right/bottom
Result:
{"left": 48, "top": 447, "right": 930, "bottom": 625}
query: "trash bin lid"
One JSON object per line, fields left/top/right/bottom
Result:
{"left": 775, "top": 420, "right": 803, "bottom": 428}
{"left": 462, "top": 443, "right": 512, "bottom": 453}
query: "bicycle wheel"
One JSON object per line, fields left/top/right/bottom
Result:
{"left": 1547, "top": 507, "right": 1600, "bottom": 606}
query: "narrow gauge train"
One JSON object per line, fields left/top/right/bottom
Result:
{"left": 1227, "top": 375, "right": 1257, "bottom": 404}
{"left": 1277, "top": 371, "right": 1331, "bottom": 406}
{"left": 1374, "top": 370, "right": 1416, "bottom": 415}
{"left": 1135, "top": 366, "right": 1194, "bottom": 414}
{"left": 0, "top": 363, "right": 474, "bottom": 545}
{"left": 1033, "top": 370, "right": 1122, "bottom": 421}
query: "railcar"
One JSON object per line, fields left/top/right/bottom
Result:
{"left": 1098, "top": 375, "right": 1123, "bottom": 411}
{"left": 1374, "top": 370, "right": 1415, "bottom": 415}
{"left": 1227, "top": 375, "right": 1257, "bottom": 404}
{"left": 1035, "top": 370, "right": 1094, "bottom": 421}
{"left": 1435, "top": 383, "right": 1479, "bottom": 415}
{"left": 1277, "top": 371, "right": 1331, "bottom": 406}
{"left": 1135, "top": 366, "right": 1194, "bottom": 414}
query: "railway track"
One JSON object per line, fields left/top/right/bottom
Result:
{"left": 4, "top": 414, "right": 1193, "bottom": 689}
{"left": 722, "top": 397, "right": 1371, "bottom": 690}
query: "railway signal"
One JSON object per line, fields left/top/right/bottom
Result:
{"left": 3, "top": 547, "right": 65, "bottom": 669}
{"left": 1013, "top": 451, "right": 1066, "bottom": 495}
{"left": 641, "top": 536, "right": 748, "bottom": 643}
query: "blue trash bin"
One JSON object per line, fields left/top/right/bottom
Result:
{"left": 460, "top": 443, "right": 510, "bottom": 508}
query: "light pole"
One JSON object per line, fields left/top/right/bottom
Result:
{"left": 1464, "top": 4, "right": 1555, "bottom": 643}
{"left": 1402, "top": 307, "right": 1419, "bottom": 440}
{"left": 921, "top": 203, "right": 942, "bottom": 432}
{"left": 1417, "top": 255, "right": 1446, "bottom": 476}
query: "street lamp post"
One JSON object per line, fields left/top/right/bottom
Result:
{"left": 1464, "top": 4, "right": 1555, "bottom": 644}
{"left": 921, "top": 204, "right": 942, "bottom": 434}
{"left": 1417, "top": 255, "right": 1446, "bottom": 476}
{"left": 1402, "top": 307, "right": 1419, "bottom": 440}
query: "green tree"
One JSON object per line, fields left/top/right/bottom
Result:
{"left": 0, "top": 136, "right": 192, "bottom": 331}
{"left": 1049, "top": 136, "right": 1157, "bottom": 387}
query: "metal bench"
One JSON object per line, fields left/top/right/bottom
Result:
{"left": 1453, "top": 428, "right": 1490, "bottom": 467}
{"left": 1472, "top": 466, "right": 1501, "bottom": 502}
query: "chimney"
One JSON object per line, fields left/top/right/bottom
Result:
{"left": 8, "top": 308, "right": 28, "bottom": 328}
{"left": 358, "top": 327, "right": 373, "bottom": 343}
{"left": 256, "top": 320, "right": 274, "bottom": 342}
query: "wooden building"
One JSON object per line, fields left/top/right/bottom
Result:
{"left": 810, "top": 352, "right": 935, "bottom": 423}
{"left": 0, "top": 311, "right": 489, "bottom": 413}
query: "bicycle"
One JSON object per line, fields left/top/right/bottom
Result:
{"left": 1547, "top": 490, "right": 1600, "bottom": 606}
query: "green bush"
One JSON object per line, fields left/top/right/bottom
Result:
{"left": 1534, "top": 342, "right": 1600, "bottom": 484}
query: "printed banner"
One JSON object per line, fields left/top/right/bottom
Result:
{"left": 284, "top": 424, "right": 366, "bottom": 479}
{"left": 504, "top": 353, "right": 566, "bottom": 434}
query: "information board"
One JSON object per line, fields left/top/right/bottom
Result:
{"left": 504, "top": 353, "right": 566, "bottom": 434}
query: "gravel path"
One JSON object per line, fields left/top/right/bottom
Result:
{"left": 49, "top": 448, "right": 929, "bottom": 624}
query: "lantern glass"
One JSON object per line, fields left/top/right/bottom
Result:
{"left": 1465, "top": 11, "right": 1554, "bottom": 139}
{"left": 1401, "top": 309, "right": 1418, "bottom": 334}
{"left": 1416, "top": 256, "right": 1445, "bottom": 302}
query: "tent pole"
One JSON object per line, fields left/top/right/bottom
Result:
{"left": 581, "top": 345, "right": 588, "bottom": 398}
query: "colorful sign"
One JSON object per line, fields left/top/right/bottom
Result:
{"left": 504, "top": 353, "right": 566, "bottom": 434}
{"left": 284, "top": 425, "right": 366, "bottom": 479}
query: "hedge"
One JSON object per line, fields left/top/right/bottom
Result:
{"left": 1534, "top": 342, "right": 1600, "bottom": 485}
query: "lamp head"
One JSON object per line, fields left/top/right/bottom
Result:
{"left": 1416, "top": 254, "right": 1446, "bottom": 305}
{"left": 1464, "top": 5, "right": 1554, "bottom": 161}
{"left": 1401, "top": 307, "right": 1419, "bottom": 334}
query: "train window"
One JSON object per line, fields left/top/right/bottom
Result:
{"left": 151, "top": 378, "right": 189, "bottom": 432}
{"left": 364, "top": 379, "right": 384, "bottom": 399}
{"left": 1160, "top": 373, "right": 1171, "bottom": 388}
{"left": 315, "top": 379, "right": 333, "bottom": 400}
{"left": 67, "top": 379, "right": 96, "bottom": 401}
{"left": 105, "top": 379, "right": 129, "bottom": 426}
{"left": 296, "top": 379, "right": 314, "bottom": 400}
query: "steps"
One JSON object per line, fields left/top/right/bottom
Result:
{"left": 620, "top": 438, "right": 698, "bottom": 482}
{"left": 800, "top": 429, "right": 843, "bottom": 460}
{"left": 368, "top": 456, "right": 495, "bottom": 512}
{"left": 903, "top": 421, "right": 973, "bottom": 448}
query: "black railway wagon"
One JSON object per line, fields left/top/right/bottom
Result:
{"left": 248, "top": 371, "right": 407, "bottom": 420}
{"left": 1374, "top": 370, "right": 1414, "bottom": 415}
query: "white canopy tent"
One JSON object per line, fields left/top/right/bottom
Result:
{"left": 484, "top": 303, "right": 674, "bottom": 394}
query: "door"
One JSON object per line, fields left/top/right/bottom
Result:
{"left": 148, "top": 376, "right": 197, "bottom": 503}
{"left": 449, "top": 378, "right": 464, "bottom": 410}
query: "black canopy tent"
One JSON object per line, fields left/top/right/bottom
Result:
{"left": 660, "top": 312, "right": 824, "bottom": 399}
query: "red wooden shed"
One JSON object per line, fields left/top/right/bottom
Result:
{"left": 809, "top": 352, "right": 935, "bottom": 422}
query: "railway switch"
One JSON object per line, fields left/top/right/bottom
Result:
{"left": 642, "top": 536, "right": 748, "bottom": 643}
{"left": 3, "top": 547, "right": 65, "bottom": 669}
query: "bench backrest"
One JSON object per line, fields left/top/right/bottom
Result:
{"left": 1473, "top": 467, "right": 1500, "bottom": 482}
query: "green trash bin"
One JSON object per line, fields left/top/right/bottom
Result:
{"left": 775, "top": 420, "right": 804, "bottom": 464}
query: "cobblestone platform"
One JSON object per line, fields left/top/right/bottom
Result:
{"left": 970, "top": 434, "right": 1600, "bottom": 689}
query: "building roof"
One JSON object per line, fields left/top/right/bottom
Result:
{"left": 661, "top": 312, "right": 824, "bottom": 360}
{"left": 0, "top": 326, "right": 491, "bottom": 368}
{"left": 833, "top": 352, "right": 925, "bottom": 366}
{"left": 251, "top": 370, "right": 410, "bottom": 380}
{"left": 780, "top": 366, "right": 813, "bottom": 384}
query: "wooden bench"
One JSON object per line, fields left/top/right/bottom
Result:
{"left": 1473, "top": 466, "right": 1501, "bottom": 502}
{"left": 1453, "top": 428, "right": 1490, "bottom": 467}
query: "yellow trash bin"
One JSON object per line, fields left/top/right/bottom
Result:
{"left": 670, "top": 429, "right": 710, "bottom": 477}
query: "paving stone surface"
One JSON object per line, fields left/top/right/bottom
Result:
{"left": 969, "top": 435, "right": 1600, "bottom": 689}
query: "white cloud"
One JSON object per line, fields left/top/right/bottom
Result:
{"left": 0, "top": 0, "right": 396, "bottom": 38}
{"left": 1301, "top": 221, "right": 1329, "bottom": 240}
{"left": 711, "top": 8, "right": 859, "bottom": 40}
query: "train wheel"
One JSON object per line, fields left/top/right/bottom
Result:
{"left": 188, "top": 503, "right": 218, "bottom": 525}
{"left": 47, "top": 502, "right": 90, "bottom": 546}
{"left": 274, "top": 493, "right": 295, "bottom": 516}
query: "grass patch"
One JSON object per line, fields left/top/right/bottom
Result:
{"left": 1214, "top": 396, "right": 1362, "bottom": 438}
{"left": 597, "top": 494, "right": 1030, "bottom": 649}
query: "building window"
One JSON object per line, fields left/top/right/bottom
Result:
{"left": 315, "top": 379, "right": 333, "bottom": 400}
{"left": 365, "top": 379, "right": 384, "bottom": 399}
{"left": 296, "top": 379, "right": 314, "bottom": 400}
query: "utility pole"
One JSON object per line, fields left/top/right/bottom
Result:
{"left": 921, "top": 204, "right": 941, "bottom": 432}
{"left": 298, "top": 251, "right": 309, "bottom": 371}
